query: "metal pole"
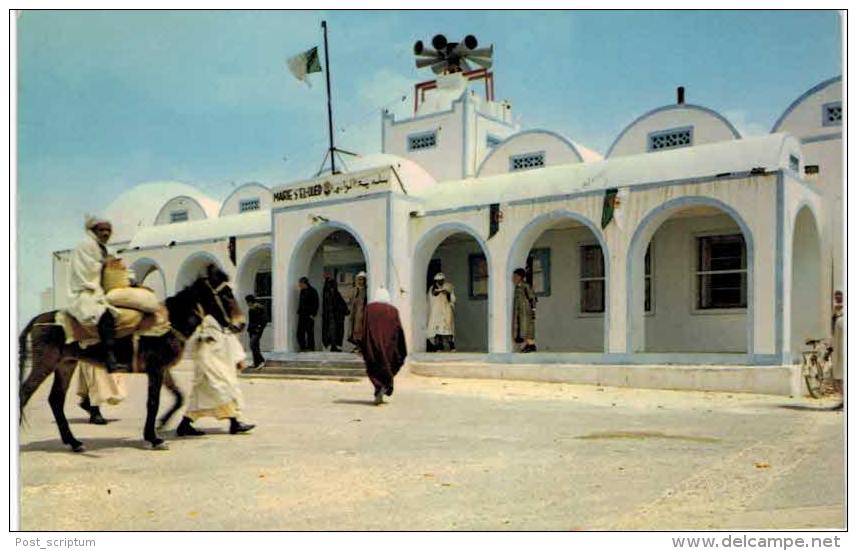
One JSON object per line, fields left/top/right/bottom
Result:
{"left": 321, "top": 20, "right": 336, "bottom": 174}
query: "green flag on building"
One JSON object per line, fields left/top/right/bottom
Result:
{"left": 601, "top": 187, "right": 629, "bottom": 229}
{"left": 287, "top": 46, "right": 322, "bottom": 87}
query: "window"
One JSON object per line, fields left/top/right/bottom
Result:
{"left": 805, "top": 165, "right": 820, "bottom": 176}
{"left": 239, "top": 197, "right": 260, "bottom": 212}
{"left": 648, "top": 126, "right": 693, "bottom": 152}
{"left": 580, "top": 244, "right": 605, "bottom": 313}
{"left": 526, "top": 248, "right": 551, "bottom": 297}
{"left": 696, "top": 234, "right": 747, "bottom": 310}
{"left": 509, "top": 152, "right": 546, "bottom": 172}
{"left": 468, "top": 254, "right": 489, "bottom": 299}
{"left": 789, "top": 155, "right": 800, "bottom": 173}
{"left": 169, "top": 210, "right": 188, "bottom": 223}
{"left": 486, "top": 134, "right": 503, "bottom": 149}
{"left": 408, "top": 130, "right": 437, "bottom": 151}
{"left": 254, "top": 271, "right": 272, "bottom": 322}
{"left": 823, "top": 102, "right": 842, "bottom": 126}
{"left": 644, "top": 244, "right": 653, "bottom": 313}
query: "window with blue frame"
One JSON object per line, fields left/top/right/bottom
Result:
{"left": 468, "top": 254, "right": 489, "bottom": 299}
{"left": 823, "top": 102, "right": 842, "bottom": 126}
{"left": 239, "top": 197, "right": 261, "bottom": 212}
{"left": 580, "top": 244, "right": 605, "bottom": 313}
{"left": 647, "top": 126, "right": 693, "bottom": 152}
{"left": 408, "top": 130, "right": 438, "bottom": 151}
{"left": 789, "top": 155, "right": 800, "bottom": 173}
{"left": 509, "top": 152, "right": 545, "bottom": 172}
{"left": 526, "top": 248, "right": 551, "bottom": 297}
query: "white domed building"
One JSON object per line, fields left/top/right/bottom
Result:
{"left": 49, "top": 64, "right": 842, "bottom": 396}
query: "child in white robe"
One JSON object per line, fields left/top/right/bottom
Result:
{"left": 176, "top": 315, "right": 255, "bottom": 436}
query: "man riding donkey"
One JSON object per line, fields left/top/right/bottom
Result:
{"left": 67, "top": 214, "right": 161, "bottom": 373}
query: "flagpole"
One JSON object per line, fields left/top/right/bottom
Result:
{"left": 321, "top": 20, "right": 336, "bottom": 175}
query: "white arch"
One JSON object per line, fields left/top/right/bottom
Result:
{"left": 506, "top": 209, "right": 609, "bottom": 352}
{"left": 411, "top": 221, "right": 492, "bottom": 352}
{"left": 285, "top": 221, "right": 372, "bottom": 353}
{"left": 789, "top": 205, "right": 824, "bottom": 361}
{"left": 626, "top": 196, "right": 755, "bottom": 354}
{"left": 129, "top": 257, "right": 167, "bottom": 300}
{"left": 175, "top": 251, "right": 225, "bottom": 292}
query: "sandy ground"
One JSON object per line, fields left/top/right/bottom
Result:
{"left": 17, "top": 367, "right": 845, "bottom": 531}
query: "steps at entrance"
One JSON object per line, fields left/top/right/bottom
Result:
{"left": 240, "top": 352, "right": 365, "bottom": 381}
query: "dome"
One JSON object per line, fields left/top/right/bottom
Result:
{"left": 102, "top": 181, "right": 221, "bottom": 244}
{"left": 319, "top": 153, "right": 437, "bottom": 193}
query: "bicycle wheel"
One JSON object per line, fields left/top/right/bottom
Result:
{"left": 804, "top": 356, "right": 823, "bottom": 398}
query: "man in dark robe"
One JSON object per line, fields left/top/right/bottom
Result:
{"left": 321, "top": 273, "right": 349, "bottom": 352}
{"left": 245, "top": 294, "right": 268, "bottom": 368}
{"left": 297, "top": 277, "right": 319, "bottom": 351}
{"left": 361, "top": 288, "right": 407, "bottom": 405}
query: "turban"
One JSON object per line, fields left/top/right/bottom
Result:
{"left": 373, "top": 288, "right": 391, "bottom": 304}
{"left": 84, "top": 214, "right": 111, "bottom": 230}
{"left": 433, "top": 272, "right": 446, "bottom": 281}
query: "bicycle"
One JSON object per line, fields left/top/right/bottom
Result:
{"left": 800, "top": 338, "right": 834, "bottom": 399}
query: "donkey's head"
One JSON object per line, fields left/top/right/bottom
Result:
{"left": 195, "top": 264, "right": 246, "bottom": 333}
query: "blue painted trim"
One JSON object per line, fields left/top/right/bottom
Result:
{"left": 771, "top": 76, "right": 842, "bottom": 132}
{"left": 822, "top": 101, "right": 843, "bottom": 127}
{"left": 271, "top": 190, "right": 390, "bottom": 213}
{"left": 407, "top": 129, "right": 439, "bottom": 152}
{"left": 506, "top": 209, "right": 610, "bottom": 352}
{"left": 801, "top": 132, "right": 842, "bottom": 144}
{"left": 476, "top": 129, "right": 584, "bottom": 176}
{"left": 775, "top": 174, "right": 784, "bottom": 358}
{"left": 625, "top": 195, "right": 755, "bottom": 355}
{"left": 412, "top": 221, "right": 493, "bottom": 351}
{"left": 410, "top": 352, "right": 782, "bottom": 366}
{"left": 153, "top": 194, "right": 209, "bottom": 225}
{"left": 606, "top": 103, "right": 742, "bottom": 158}
{"left": 218, "top": 182, "right": 271, "bottom": 216}
{"left": 646, "top": 125, "right": 694, "bottom": 152}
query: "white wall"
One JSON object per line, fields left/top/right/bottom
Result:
{"left": 219, "top": 184, "right": 273, "bottom": 216}
{"left": 477, "top": 131, "right": 583, "bottom": 177}
{"left": 383, "top": 104, "right": 465, "bottom": 183}
{"left": 608, "top": 105, "right": 739, "bottom": 158}
{"left": 154, "top": 196, "right": 209, "bottom": 225}
{"left": 644, "top": 214, "right": 747, "bottom": 352}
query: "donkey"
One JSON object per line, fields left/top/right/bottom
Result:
{"left": 18, "top": 264, "right": 246, "bottom": 452}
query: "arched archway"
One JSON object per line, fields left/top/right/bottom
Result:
{"left": 130, "top": 257, "right": 167, "bottom": 300}
{"left": 287, "top": 223, "right": 371, "bottom": 353}
{"left": 627, "top": 197, "right": 754, "bottom": 353}
{"left": 412, "top": 223, "right": 491, "bottom": 353}
{"left": 790, "top": 205, "right": 824, "bottom": 360}
{"left": 175, "top": 251, "right": 225, "bottom": 292}
{"left": 238, "top": 244, "right": 273, "bottom": 352}
{"left": 507, "top": 211, "right": 608, "bottom": 352}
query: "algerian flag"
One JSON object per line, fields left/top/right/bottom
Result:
{"left": 287, "top": 46, "right": 322, "bottom": 87}
{"left": 601, "top": 187, "right": 629, "bottom": 230}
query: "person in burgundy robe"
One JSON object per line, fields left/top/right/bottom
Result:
{"left": 361, "top": 288, "right": 407, "bottom": 405}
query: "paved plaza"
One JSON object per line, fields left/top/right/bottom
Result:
{"left": 18, "top": 367, "right": 845, "bottom": 531}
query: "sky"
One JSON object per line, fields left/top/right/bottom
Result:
{"left": 15, "top": 10, "right": 842, "bottom": 325}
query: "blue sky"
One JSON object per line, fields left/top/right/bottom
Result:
{"left": 16, "top": 10, "right": 842, "bottom": 324}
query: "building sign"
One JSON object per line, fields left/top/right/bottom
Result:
{"left": 272, "top": 167, "right": 392, "bottom": 206}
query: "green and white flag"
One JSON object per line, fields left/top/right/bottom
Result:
{"left": 601, "top": 187, "right": 629, "bottom": 230}
{"left": 287, "top": 46, "right": 322, "bottom": 87}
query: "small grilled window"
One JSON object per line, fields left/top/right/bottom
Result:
{"left": 805, "top": 165, "right": 820, "bottom": 176}
{"left": 648, "top": 127, "right": 693, "bottom": 152}
{"left": 170, "top": 210, "right": 189, "bottom": 223}
{"left": 510, "top": 152, "right": 546, "bottom": 172}
{"left": 823, "top": 102, "right": 842, "bottom": 126}
{"left": 239, "top": 198, "right": 260, "bottom": 212}
{"left": 408, "top": 131, "right": 437, "bottom": 151}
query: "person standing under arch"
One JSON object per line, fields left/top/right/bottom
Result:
{"left": 427, "top": 272, "right": 456, "bottom": 352}
{"left": 297, "top": 277, "right": 319, "bottom": 352}
{"left": 348, "top": 271, "right": 368, "bottom": 351}
{"left": 512, "top": 268, "right": 537, "bottom": 353}
{"left": 322, "top": 272, "right": 349, "bottom": 352}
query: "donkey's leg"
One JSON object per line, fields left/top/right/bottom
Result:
{"left": 158, "top": 369, "right": 184, "bottom": 429}
{"left": 144, "top": 367, "right": 167, "bottom": 449}
{"left": 48, "top": 361, "right": 83, "bottom": 452}
{"left": 20, "top": 358, "right": 55, "bottom": 414}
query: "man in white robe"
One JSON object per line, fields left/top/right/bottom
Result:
{"left": 427, "top": 272, "right": 456, "bottom": 352}
{"left": 176, "top": 315, "right": 255, "bottom": 436}
{"left": 76, "top": 359, "right": 127, "bottom": 424}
